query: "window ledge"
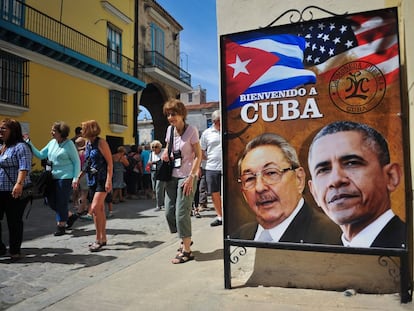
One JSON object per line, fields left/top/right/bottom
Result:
{"left": 0, "top": 103, "right": 28, "bottom": 117}
{"left": 109, "top": 123, "right": 127, "bottom": 133}
{"left": 101, "top": 1, "right": 133, "bottom": 24}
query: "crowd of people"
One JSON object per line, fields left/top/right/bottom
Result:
{"left": 0, "top": 100, "right": 223, "bottom": 263}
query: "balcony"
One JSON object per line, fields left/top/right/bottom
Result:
{"left": 0, "top": 0, "right": 145, "bottom": 94}
{"left": 144, "top": 50, "right": 192, "bottom": 92}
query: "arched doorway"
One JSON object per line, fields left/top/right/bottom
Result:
{"left": 139, "top": 83, "right": 169, "bottom": 146}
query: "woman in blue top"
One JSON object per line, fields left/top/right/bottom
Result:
{"left": 27, "top": 121, "right": 80, "bottom": 236}
{"left": 0, "top": 118, "right": 32, "bottom": 261}
{"left": 78, "top": 120, "right": 112, "bottom": 252}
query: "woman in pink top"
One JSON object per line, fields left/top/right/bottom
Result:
{"left": 162, "top": 99, "right": 202, "bottom": 264}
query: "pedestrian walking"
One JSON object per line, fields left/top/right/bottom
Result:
{"left": 161, "top": 99, "right": 202, "bottom": 264}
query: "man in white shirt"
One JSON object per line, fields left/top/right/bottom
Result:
{"left": 308, "top": 121, "right": 406, "bottom": 248}
{"left": 234, "top": 133, "right": 341, "bottom": 244}
{"left": 200, "top": 110, "right": 223, "bottom": 227}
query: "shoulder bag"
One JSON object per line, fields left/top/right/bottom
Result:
{"left": 155, "top": 126, "right": 174, "bottom": 181}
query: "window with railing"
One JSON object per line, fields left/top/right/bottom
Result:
{"left": 0, "top": 51, "right": 29, "bottom": 108}
{"left": 107, "top": 23, "right": 122, "bottom": 70}
{"left": 151, "top": 23, "right": 164, "bottom": 55}
{"left": 109, "top": 90, "right": 127, "bottom": 126}
{"left": 1, "top": 0, "right": 24, "bottom": 25}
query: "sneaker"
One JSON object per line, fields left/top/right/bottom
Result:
{"left": 210, "top": 219, "right": 222, "bottom": 227}
{"left": 107, "top": 211, "right": 114, "bottom": 218}
{"left": 154, "top": 206, "right": 162, "bottom": 211}
{"left": 80, "top": 214, "right": 93, "bottom": 221}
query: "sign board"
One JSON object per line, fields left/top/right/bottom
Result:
{"left": 221, "top": 7, "right": 412, "bottom": 301}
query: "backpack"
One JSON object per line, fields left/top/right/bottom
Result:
{"left": 23, "top": 169, "right": 53, "bottom": 218}
{"left": 35, "top": 170, "right": 53, "bottom": 197}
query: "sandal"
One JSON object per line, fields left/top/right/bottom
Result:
{"left": 177, "top": 240, "right": 193, "bottom": 252}
{"left": 172, "top": 251, "right": 194, "bottom": 264}
{"left": 89, "top": 242, "right": 104, "bottom": 252}
{"left": 88, "top": 241, "right": 107, "bottom": 247}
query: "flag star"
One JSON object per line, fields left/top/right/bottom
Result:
{"left": 314, "top": 57, "right": 321, "bottom": 64}
{"left": 317, "top": 33, "right": 324, "bottom": 39}
{"left": 345, "top": 40, "right": 354, "bottom": 48}
{"left": 333, "top": 37, "right": 341, "bottom": 44}
{"left": 305, "top": 41, "right": 310, "bottom": 48}
{"left": 339, "top": 25, "right": 348, "bottom": 33}
{"left": 318, "top": 22, "right": 325, "bottom": 30}
{"left": 328, "top": 48, "right": 335, "bottom": 56}
{"left": 311, "top": 43, "right": 317, "bottom": 51}
{"left": 306, "top": 55, "right": 313, "bottom": 62}
{"left": 228, "top": 55, "right": 251, "bottom": 78}
{"left": 322, "top": 34, "right": 330, "bottom": 42}
{"left": 319, "top": 45, "right": 326, "bottom": 53}
{"left": 329, "top": 23, "right": 336, "bottom": 30}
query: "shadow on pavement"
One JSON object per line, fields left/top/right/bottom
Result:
{"left": 193, "top": 248, "right": 223, "bottom": 262}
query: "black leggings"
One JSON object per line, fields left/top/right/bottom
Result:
{"left": 0, "top": 191, "right": 29, "bottom": 255}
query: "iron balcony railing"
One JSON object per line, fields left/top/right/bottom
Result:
{"left": 144, "top": 50, "right": 191, "bottom": 86}
{"left": 1, "top": 0, "right": 143, "bottom": 79}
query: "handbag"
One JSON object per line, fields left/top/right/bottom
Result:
{"left": 20, "top": 183, "right": 37, "bottom": 200}
{"left": 155, "top": 126, "right": 174, "bottom": 181}
{"left": 2, "top": 167, "right": 52, "bottom": 200}
{"left": 2, "top": 166, "right": 35, "bottom": 201}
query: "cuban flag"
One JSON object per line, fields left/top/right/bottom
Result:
{"left": 225, "top": 34, "right": 317, "bottom": 110}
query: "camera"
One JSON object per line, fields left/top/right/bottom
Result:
{"left": 173, "top": 150, "right": 182, "bottom": 168}
{"left": 89, "top": 167, "right": 98, "bottom": 175}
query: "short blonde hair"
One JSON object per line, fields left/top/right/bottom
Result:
{"left": 81, "top": 120, "right": 101, "bottom": 138}
{"left": 150, "top": 140, "right": 162, "bottom": 149}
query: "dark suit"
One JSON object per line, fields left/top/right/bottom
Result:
{"left": 371, "top": 215, "right": 406, "bottom": 248}
{"left": 232, "top": 201, "right": 342, "bottom": 245}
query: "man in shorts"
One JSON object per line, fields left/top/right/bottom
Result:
{"left": 200, "top": 110, "right": 223, "bottom": 227}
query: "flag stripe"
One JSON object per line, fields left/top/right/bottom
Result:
{"left": 242, "top": 38, "right": 305, "bottom": 61}
{"left": 251, "top": 65, "right": 316, "bottom": 87}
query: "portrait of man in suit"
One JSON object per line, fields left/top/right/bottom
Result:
{"left": 308, "top": 121, "right": 406, "bottom": 248}
{"left": 233, "top": 133, "right": 341, "bottom": 244}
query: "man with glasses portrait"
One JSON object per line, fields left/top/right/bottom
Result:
{"left": 233, "top": 133, "right": 341, "bottom": 245}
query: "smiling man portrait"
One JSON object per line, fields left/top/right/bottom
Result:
{"left": 308, "top": 121, "right": 406, "bottom": 248}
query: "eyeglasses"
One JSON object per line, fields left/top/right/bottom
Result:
{"left": 166, "top": 112, "right": 177, "bottom": 117}
{"left": 152, "top": 146, "right": 160, "bottom": 149}
{"left": 238, "top": 166, "right": 297, "bottom": 190}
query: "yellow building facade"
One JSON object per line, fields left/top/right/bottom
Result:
{"left": 0, "top": 0, "right": 194, "bottom": 160}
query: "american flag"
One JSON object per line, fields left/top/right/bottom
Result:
{"left": 295, "top": 10, "right": 399, "bottom": 85}
{"left": 223, "top": 9, "right": 399, "bottom": 110}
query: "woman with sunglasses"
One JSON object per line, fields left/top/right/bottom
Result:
{"left": 148, "top": 140, "right": 165, "bottom": 211}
